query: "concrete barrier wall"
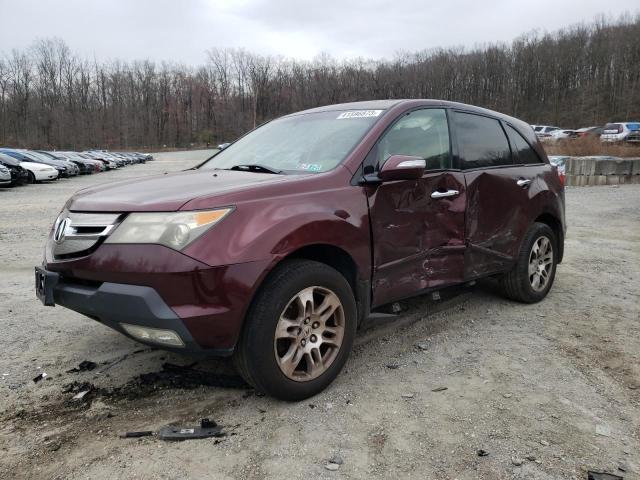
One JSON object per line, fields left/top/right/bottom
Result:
{"left": 565, "top": 157, "right": 640, "bottom": 186}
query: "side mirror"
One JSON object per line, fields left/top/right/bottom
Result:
{"left": 378, "top": 155, "right": 426, "bottom": 182}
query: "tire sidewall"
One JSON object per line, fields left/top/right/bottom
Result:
{"left": 243, "top": 261, "right": 357, "bottom": 401}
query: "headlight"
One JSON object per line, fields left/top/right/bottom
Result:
{"left": 105, "top": 208, "right": 233, "bottom": 250}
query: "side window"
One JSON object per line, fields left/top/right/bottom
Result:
{"left": 371, "top": 109, "right": 450, "bottom": 171}
{"left": 454, "top": 112, "right": 511, "bottom": 169}
{"left": 506, "top": 125, "right": 542, "bottom": 164}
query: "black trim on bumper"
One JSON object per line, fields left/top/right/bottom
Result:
{"left": 38, "top": 270, "right": 232, "bottom": 356}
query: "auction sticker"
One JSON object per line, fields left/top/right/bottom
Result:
{"left": 337, "top": 110, "right": 383, "bottom": 119}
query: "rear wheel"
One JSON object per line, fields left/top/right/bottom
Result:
{"left": 233, "top": 260, "right": 357, "bottom": 401}
{"left": 500, "top": 222, "right": 557, "bottom": 303}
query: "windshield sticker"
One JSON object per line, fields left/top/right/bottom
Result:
{"left": 296, "top": 163, "right": 323, "bottom": 172}
{"left": 337, "top": 110, "right": 383, "bottom": 119}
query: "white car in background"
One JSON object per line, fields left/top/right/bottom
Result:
{"left": 0, "top": 164, "right": 11, "bottom": 185}
{"left": 531, "top": 125, "right": 561, "bottom": 140}
{"left": 19, "top": 161, "right": 58, "bottom": 183}
{"left": 601, "top": 122, "right": 640, "bottom": 143}
{"left": 548, "top": 129, "right": 579, "bottom": 141}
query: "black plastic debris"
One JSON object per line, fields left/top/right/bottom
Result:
{"left": 200, "top": 418, "right": 217, "bottom": 428}
{"left": 158, "top": 419, "right": 225, "bottom": 441}
{"left": 432, "top": 386, "right": 448, "bottom": 392}
{"left": 66, "top": 361, "right": 97, "bottom": 373}
{"left": 587, "top": 472, "right": 623, "bottom": 480}
{"left": 120, "top": 431, "right": 153, "bottom": 438}
{"left": 137, "top": 362, "right": 248, "bottom": 391}
{"left": 33, "top": 372, "right": 48, "bottom": 383}
{"left": 477, "top": 449, "right": 489, "bottom": 457}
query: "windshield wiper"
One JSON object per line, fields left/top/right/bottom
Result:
{"left": 227, "top": 164, "right": 283, "bottom": 174}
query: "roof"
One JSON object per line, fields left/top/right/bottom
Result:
{"left": 293, "top": 99, "right": 405, "bottom": 115}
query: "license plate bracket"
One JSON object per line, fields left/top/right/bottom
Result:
{"left": 35, "top": 267, "right": 59, "bottom": 306}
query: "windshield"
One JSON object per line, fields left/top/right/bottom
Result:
{"left": 199, "top": 110, "right": 383, "bottom": 174}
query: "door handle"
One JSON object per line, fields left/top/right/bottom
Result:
{"left": 516, "top": 179, "right": 532, "bottom": 188}
{"left": 431, "top": 189, "right": 460, "bottom": 199}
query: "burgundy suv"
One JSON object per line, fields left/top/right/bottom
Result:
{"left": 36, "top": 100, "right": 565, "bottom": 400}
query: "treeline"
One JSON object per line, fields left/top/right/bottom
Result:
{"left": 0, "top": 14, "right": 639, "bottom": 150}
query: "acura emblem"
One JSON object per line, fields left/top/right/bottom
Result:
{"left": 54, "top": 217, "right": 71, "bottom": 244}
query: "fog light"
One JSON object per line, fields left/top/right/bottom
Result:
{"left": 120, "top": 323, "right": 185, "bottom": 347}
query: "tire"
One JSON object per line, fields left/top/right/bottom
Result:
{"left": 499, "top": 222, "right": 557, "bottom": 303}
{"left": 233, "top": 259, "right": 357, "bottom": 401}
{"left": 27, "top": 171, "right": 36, "bottom": 184}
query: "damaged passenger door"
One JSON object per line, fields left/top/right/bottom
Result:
{"left": 364, "top": 108, "right": 467, "bottom": 308}
{"left": 452, "top": 111, "right": 539, "bottom": 279}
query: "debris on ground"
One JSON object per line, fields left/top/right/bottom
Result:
{"left": 158, "top": 418, "right": 225, "bottom": 441}
{"left": 98, "top": 348, "right": 150, "bottom": 373}
{"left": 328, "top": 454, "right": 343, "bottom": 465}
{"left": 325, "top": 463, "right": 340, "bottom": 471}
{"left": 477, "top": 449, "right": 489, "bottom": 457}
{"left": 587, "top": 472, "right": 623, "bottom": 480}
{"left": 415, "top": 342, "right": 430, "bottom": 351}
{"left": 138, "top": 362, "right": 248, "bottom": 391}
{"left": 72, "top": 390, "right": 90, "bottom": 401}
{"left": 385, "top": 363, "right": 400, "bottom": 369}
{"left": 512, "top": 457, "right": 524, "bottom": 466}
{"left": 62, "top": 381, "right": 97, "bottom": 395}
{"left": 66, "top": 361, "right": 98, "bottom": 373}
{"left": 431, "top": 386, "right": 448, "bottom": 392}
{"left": 120, "top": 431, "right": 154, "bottom": 438}
{"left": 32, "top": 372, "right": 47, "bottom": 383}
{"left": 401, "top": 393, "right": 414, "bottom": 399}
{"left": 595, "top": 424, "right": 612, "bottom": 437}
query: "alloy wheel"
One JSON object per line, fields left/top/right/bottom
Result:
{"left": 274, "top": 286, "right": 345, "bottom": 382}
{"left": 528, "top": 236, "right": 553, "bottom": 292}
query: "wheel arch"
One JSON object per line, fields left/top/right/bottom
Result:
{"left": 534, "top": 212, "right": 564, "bottom": 263}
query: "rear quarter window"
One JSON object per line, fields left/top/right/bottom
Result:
{"left": 506, "top": 125, "right": 542, "bottom": 164}
{"left": 454, "top": 112, "right": 512, "bottom": 169}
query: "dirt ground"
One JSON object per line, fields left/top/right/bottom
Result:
{"left": 0, "top": 150, "right": 638, "bottom": 480}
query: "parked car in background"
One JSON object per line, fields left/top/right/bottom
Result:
{"left": 548, "top": 155, "right": 569, "bottom": 186}
{"left": 548, "top": 129, "right": 579, "bottom": 141}
{"left": 0, "top": 163, "right": 12, "bottom": 186}
{"left": 601, "top": 122, "right": 640, "bottom": 143}
{"left": 25, "top": 150, "right": 80, "bottom": 176}
{"left": 575, "top": 126, "right": 603, "bottom": 138}
{"left": 85, "top": 150, "right": 126, "bottom": 167}
{"left": 531, "top": 125, "right": 561, "bottom": 139}
{"left": 0, "top": 149, "right": 76, "bottom": 178}
{"left": 19, "top": 160, "right": 58, "bottom": 183}
{"left": 0, "top": 152, "right": 29, "bottom": 185}
{"left": 59, "top": 151, "right": 106, "bottom": 172}
{"left": 36, "top": 99, "right": 565, "bottom": 400}
{"left": 43, "top": 151, "right": 97, "bottom": 174}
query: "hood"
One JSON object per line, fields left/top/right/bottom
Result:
{"left": 20, "top": 161, "right": 56, "bottom": 171}
{"left": 68, "top": 169, "right": 299, "bottom": 212}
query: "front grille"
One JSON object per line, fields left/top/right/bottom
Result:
{"left": 52, "top": 211, "right": 122, "bottom": 259}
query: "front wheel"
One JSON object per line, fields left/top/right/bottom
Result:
{"left": 233, "top": 260, "right": 357, "bottom": 401}
{"left": 499, "top": 222, "right": 558, "bottom": 303}
{"left": 27, "top": 171, "right": 36, "bottom": 184}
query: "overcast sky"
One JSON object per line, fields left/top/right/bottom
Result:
{"left": 0, "top": 0, "right": 635, "bottom": 64}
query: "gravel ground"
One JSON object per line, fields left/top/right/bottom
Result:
{"left": 0, "top": 151, "right": 638, "bottom": 480}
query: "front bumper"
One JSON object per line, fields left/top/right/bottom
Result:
{"left": 34, "top": 170, "right": 59, "bottom": 181}
{"left": 36, "top": 267, "right": 218, "bottom": 354}
{"left": 41, "top": 244, "right": 271, "bottom": 354}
